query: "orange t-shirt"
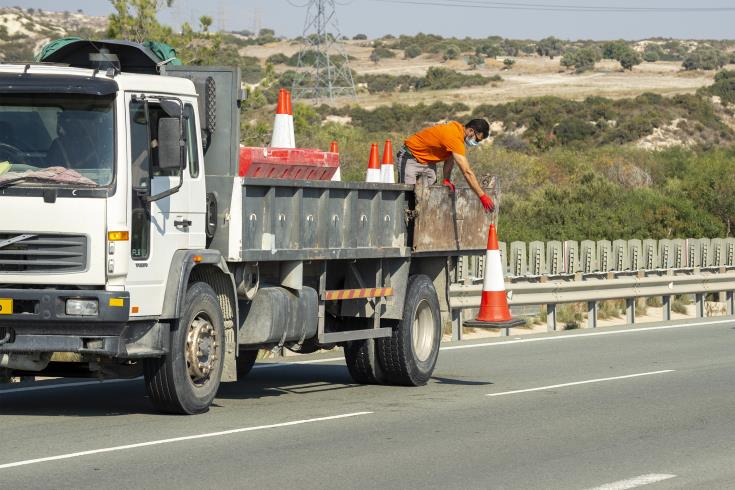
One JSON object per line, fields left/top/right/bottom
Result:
{"left": 404, "top": 121, "right": 466, "bottom": 164}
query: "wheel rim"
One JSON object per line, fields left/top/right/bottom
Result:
{"left": 412, "top": 299, "right": 435, "bottom": 363}
{"left": 186, "top": 314, "right": 219, "bottom": 386}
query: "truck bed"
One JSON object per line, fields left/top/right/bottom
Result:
{"left": 232, "top": 178, "right": 492, "bottom": 262}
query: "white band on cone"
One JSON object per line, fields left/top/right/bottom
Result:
{"left": 483, "top": 250, "right": 505, "bottom": 292}
{"left": 381, "top": 164, "right": 395, "bottom": 183}
{"left": 366, "top": 168, "right": 382, "bottom": 183}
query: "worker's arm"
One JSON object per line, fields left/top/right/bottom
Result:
{"left": 443, "top": 157, "right": 455, "bottom": 180}
{"left": 452, "top": 151, "right": 494, "bottom": 212}
{"left": 451, "top": 152, "right": 484, "bottom": 198}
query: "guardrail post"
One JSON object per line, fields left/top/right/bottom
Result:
{"left": 696, "top": 293, "right": 705, "bottom": 318}
{"left": 663, "top": 295, "right": 672, "bottom": 321}
{"left": 727, "top": 291, "right": 734, "bottom": 316}
{"left": 451, "top": 309, "right": 463, "bottom": 341}
{"left": 587, "top": 301, "right": 597, "bottom": 328}
{"left": 626, "top": 298, "right": 636, "bottom": 325}
{"left": 546, "top": 304, "right": 557, "bottom": 332}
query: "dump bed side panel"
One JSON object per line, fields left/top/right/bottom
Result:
{"left": 239, "top": 179, "right": 412, "bottom": 261}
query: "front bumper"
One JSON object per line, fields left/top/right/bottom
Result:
{"left": 0, "top": 289, "right": 167, "bottom": 358}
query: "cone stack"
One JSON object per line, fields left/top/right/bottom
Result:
{"left": 381, "top": 139, "right": 395, "bottom": 183}
{"left": 270, "top": 88, "right": 295, "bottom": 148}
{"left": 366, "top": 143, "right": 382, "bottom": 183}
{"left": 329, "top": 140, "right": 341, "bottom": 182}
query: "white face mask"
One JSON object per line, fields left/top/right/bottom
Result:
{"left": 465, "top": 136, "right": 479, "bottom": 147}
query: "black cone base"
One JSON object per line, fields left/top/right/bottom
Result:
{"left": 463, "top": 317, "right": 527, "bottom": 329}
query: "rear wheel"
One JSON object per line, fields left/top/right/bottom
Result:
{"left": 143, "top": 282, "right": 224, "bottom": 414}
{"left": 237, "top": 349, "right": 258, "bottom": 378}
{"left": 344, "top": 338, "right": 386, "bottom": 384}
{"left": 379, "top": 275, "right": 441, "bottom": 386}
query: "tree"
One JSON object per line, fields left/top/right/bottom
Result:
{"left": 602, "top": 40, "right": 629, "bottom": 60}
{"left": 560, "top": 47, "right": 597, "bottom": 73}
{"left": 503, "top": 58, "right": 516, "bottom": 70}
{"left": 108, "top": 0, "right": 175, "bottom": 43}
{"left": 536, "top": 36, "right": 563, "bottom": 59}
{"left": 618, "top": 49, "right": 642, "bottom": 71}
{"left": 199, "top": 15, "right": 212, "bottom": 33}
{"left": 353, "top": 33, "right": 367, "bottom": 40}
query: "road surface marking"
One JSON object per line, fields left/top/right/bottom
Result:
{"left": 587, "top": 474, "right": 676, "bottom": 490}
{"left": 486, "top": 370, "right": 675, "bottom": 397}
{"left": 0, "top": 411, "right": 372, "bottom": 471}
{"left": 443, "top": 319, "right": 733, "bottom": 351}
{"left": 1, "top": 318, "right": 727, "bottom": 395}
{"left": 0, "top": 378, "right": 133, "bottom": 395}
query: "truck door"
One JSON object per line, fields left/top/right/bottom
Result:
{"left": 125, "top": 94, "right": 202, "bottom": 316}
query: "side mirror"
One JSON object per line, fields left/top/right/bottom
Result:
{"left": 157, "top": 117, "right": 184, "bottom": 171}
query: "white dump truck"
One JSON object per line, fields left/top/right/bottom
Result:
{"left": 0, "top": 40, "right": 491, "bottom": 414}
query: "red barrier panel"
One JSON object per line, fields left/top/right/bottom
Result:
{"left": 238, "top": 146, "right": 340, "bottom": 180}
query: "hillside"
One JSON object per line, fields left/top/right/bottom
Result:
{"left": 0, "top": 7, "right": 106, "bottom": 61}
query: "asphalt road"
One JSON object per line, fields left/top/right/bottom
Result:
{"left": 2, "top": 318, "right": 735, "bottom": 490}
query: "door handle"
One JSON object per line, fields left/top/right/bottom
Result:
{"left": 174, "top": 218, "right": 192, "bottom": 230}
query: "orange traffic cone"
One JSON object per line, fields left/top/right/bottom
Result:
{"left": 366, "top": 143, "right": 381, "bottom": 183}
{"left": 329, "top": 140, "right": 342, "bottom": 182}
{"left": 464, "top": 224, "right": 525, "bottom": 328}
{"left": 381, "top": 139, "right": 395, "bottom": 183}
{"left": 270, "top": 88, "right": 295, "bottom": 148}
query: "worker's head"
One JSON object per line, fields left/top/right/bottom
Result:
{"left": 464, "top": 119, "right": 490, "bottom": 147}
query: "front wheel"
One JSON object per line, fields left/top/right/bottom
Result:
{"left": 379, "top": 275, "right": 441, "bottom": 386}
{"left": 144, "top": 282, "right": 225, "bottom": 414}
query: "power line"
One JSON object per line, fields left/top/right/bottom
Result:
{"left": 368, "top": 0, "right": 735, "bottom": 12}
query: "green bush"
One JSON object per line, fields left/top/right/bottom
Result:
{"left": 683, "top": 48, "right": 728, "bottom": 71}
{"left": 404, "top": 45, "right": 422, "bottom": 59}
{"left": 442, "top": 44, "right": 461, "bottom": 61}
{"left": 266, "top": 53, "right": 289, "bottom": 65}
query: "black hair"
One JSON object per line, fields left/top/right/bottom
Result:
{"left": 465, "top": 119, "right": 490, "bottom": 139}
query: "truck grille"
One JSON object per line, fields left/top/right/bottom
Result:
{"left": 0, "top": 233, "right": 87, "bottom": 274}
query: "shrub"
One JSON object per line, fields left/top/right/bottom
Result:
{"left": 443, "top": 44, "right": 461, "bottom": 61}
{"left": 683, "top": 48, "right": 728, "bottom": 71}
{"left": 467, "top": 54, "right": 485, "bottom": 69}
{"left": 353, "top": 33, "right": 367, "bottom": 40}
{"left": 503, "top": 58, "right": 516, "bottom": 70}
{"left": 266, "top": 53, "right": 289, "bottom": 65}
{"left": 404, "top": 44, "right": 422, "bottom": 59}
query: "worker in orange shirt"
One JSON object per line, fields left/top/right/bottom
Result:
{"left": 398, "top": 119, "right": 494, "bottom": 212}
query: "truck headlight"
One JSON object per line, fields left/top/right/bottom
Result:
{"left": 65, "top": 299, "right": 99, "bottom": 316}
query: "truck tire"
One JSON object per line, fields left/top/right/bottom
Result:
{"left": 379, "top": 275, "right": 441, "bottom": 386}
{"left": 344, "top": 338, "right": 385, "bottom": 384}
{"left": 237, "top": 349, "right": 258, "bottom": 378}
{"left": 144, "top": 282, "right": 225, "bottom": 414}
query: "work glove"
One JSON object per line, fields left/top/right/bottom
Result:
{"left": 442, "top": 178, "right": 455, "bottom": 192}
{"left": 480, "top": 194, "right": 495, "bottom": 213}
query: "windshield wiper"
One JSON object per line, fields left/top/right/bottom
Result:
{"left": 0, "top": 176, "right": 98, "bottom": 190}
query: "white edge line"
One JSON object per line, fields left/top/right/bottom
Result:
{"left": 0, "top": 378, "right": 134, "bottom": 395}
{"left": 0, "top": 411, "right": 373, "bottom": 470}
{"left": 442, "top": 318, "right": 734, "bottom": 351}
{"left": 586, "top": 473, "right": 676, "bottom": 490}
{"left": 486, "top": 370, "right": 675, "bottom": 397}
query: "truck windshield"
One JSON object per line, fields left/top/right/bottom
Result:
{"left": 0, "top": 94, "right": 114, "bottom": 187}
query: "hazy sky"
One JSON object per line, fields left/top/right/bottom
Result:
{"left": 4, "top": 0, "right": 735, "bottom": 40}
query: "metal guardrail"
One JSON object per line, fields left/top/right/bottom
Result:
{"left": 449, "top": 246, "right": 735, "bottom": 336}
